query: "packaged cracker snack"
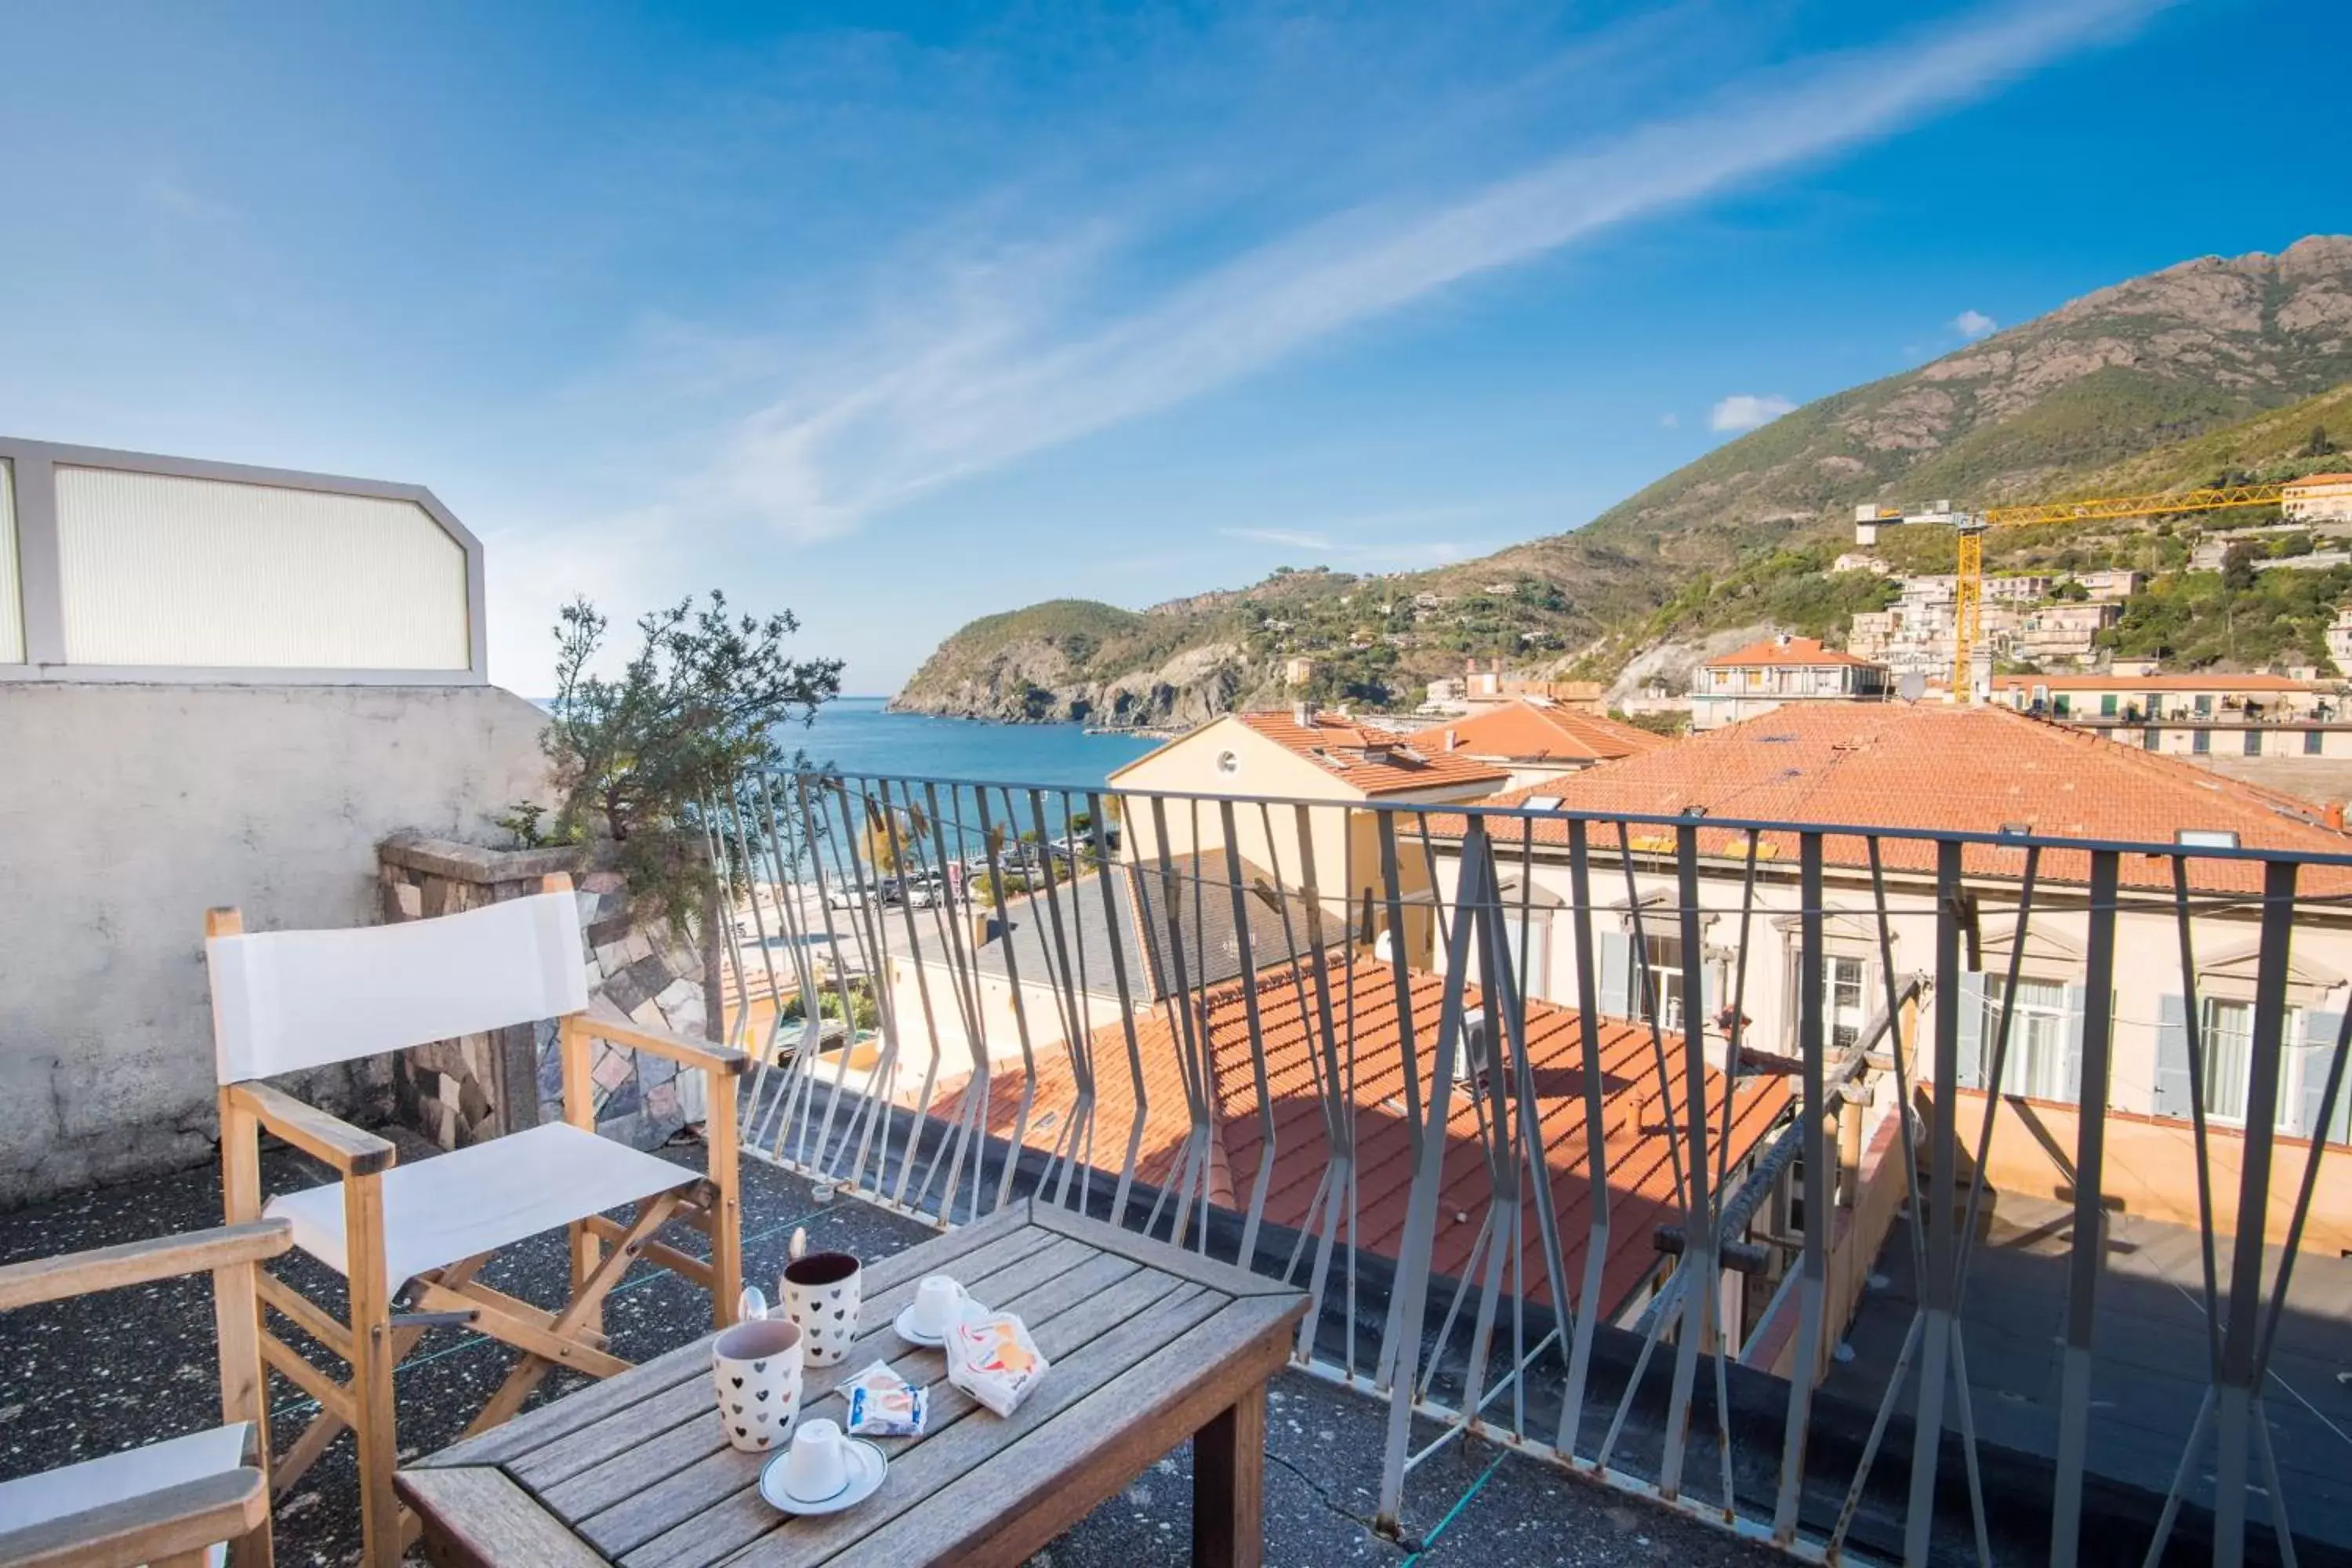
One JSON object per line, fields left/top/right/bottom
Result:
{"left": 846, "top": 1381, "right": 927, "bottom": 1437}
{"left": 946, "top": 1312, "right": 1048, "bottom": 1417}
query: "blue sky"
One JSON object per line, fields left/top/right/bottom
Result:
{"left": 1, "top": 0, "right": 2344, "bottom": 694}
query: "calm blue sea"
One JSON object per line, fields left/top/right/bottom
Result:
{"left": 782, "top": 696, "right": 1160, "bottom": 789}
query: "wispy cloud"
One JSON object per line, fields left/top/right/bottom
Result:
{"left": 1220, "top": 526, "right": 1334, "bottom": 550}
{"left": 1710, "top": 393, "right": 1795, "bottom": 431}
{"left": 655, "top": 0, "right": 2158, "bottom": 542}
{"left": 1951, "top": 307, "right": 1998, "bottom": 339}
{"left": 1658, "top": 412, "right": 1680, "bottom": 429}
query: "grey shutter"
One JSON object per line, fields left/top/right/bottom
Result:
{"left": 1698, "top": 952, "right": 1720, "bottom": 1030}
{"left": 2153, "top": 994, "right": 2192, "bottom": 1119}
{"left": 2299, "top": 1011, "right": 2348, "bottom": 1145}
{"left": 1598, "top": 930, "right": 1632, "bottom": 1018}
{"left": 2061, "top": 983, "right": 2091, "bottom": 1105}
{"left": 1955, "top": 972, "right": 1987, "bottom": 1091}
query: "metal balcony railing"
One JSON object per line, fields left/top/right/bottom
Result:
{"left": 702, "top": 767, "right": 2352, "bottom": 1567}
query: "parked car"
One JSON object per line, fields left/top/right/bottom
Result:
{"left": 824, "top": 880, "right": 874, "bottom": 909}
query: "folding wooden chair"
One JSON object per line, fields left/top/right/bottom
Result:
{"left": 0, "top": 1218, "right": 291, "bottom": 1567}
{"left": 205, "top": 874, "right": 746, "bottom": 1568}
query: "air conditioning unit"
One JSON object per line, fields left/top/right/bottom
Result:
{"left": 1457, "top": 1008, "right": 1492, "bottom": 1085}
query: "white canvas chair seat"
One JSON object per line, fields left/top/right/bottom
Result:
{"left": 206, "top": 883, "right": 749, "bottom": 1568}
{"left": 264, "top": 1122, "right": 699, "bottom": 1287}
{"left": 0, "top": 1422, "right": 249, "bottom": 1535}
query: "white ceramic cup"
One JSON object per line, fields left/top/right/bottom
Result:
{"left": 782, "top": 1417, "right": 849, "bottom": 1501}
{"left": 711, "top": 1314, "right": 804, "bottom": 1454}
{"left": 908, "top": 1275, "right": 967, "bottom": 1339}
{"left": 781, "top": 1250, "right": 862, "bottom": 1367}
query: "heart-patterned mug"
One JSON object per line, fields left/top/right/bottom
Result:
{"left": 780, "top": 1250, "right": 862, "bottom": 1367}
{"left": 713, "top": 1292, "right": 804, "bottom": 1454}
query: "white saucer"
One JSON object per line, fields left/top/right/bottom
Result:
{"left": 892, "top": 1301, "right": 986, "bottom": 1348}
{"left": 760, "top": 1438, "right": 887, "bottom": 1515}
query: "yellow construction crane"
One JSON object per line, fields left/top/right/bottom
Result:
{"left": 1853, "top": 482, "right": 2288, "bottom": 697}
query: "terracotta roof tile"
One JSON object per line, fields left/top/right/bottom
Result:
{"left": 1704, "top": 637, "right": 1882, "bottom": 670}
{"left": 929, "top": 956, "right": 1789, "bottom": 1317}
{"left": 1230, "top": 710, "right": 1509, "bottom": 795}
{"left": 1427, "top": 703, "right": 2352, "bottom": 895}
{"left": 1405, "top": 699, "right": 1668, "bottom": 765}
{"left": 1989, "top": 672, "right": 2322, "bottom": 694}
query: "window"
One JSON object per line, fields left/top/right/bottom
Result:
{"left": 2200, "top": 998, "right": 2304, "bottom": 1128}
{"left": 1824, "top": 955, "right": 1867, "bottom": 1051}
{"left": 2195, "top": 694, "right": 2214, "bottom": 717}
{"left": 2143, "top": 726, "right": 2161, "bottom": 750}
{"left": 2193, "top": 729, "right": 2211, "bottom": 755}
{"left": 1501, "top": 913, "right": 1550, "bottom": 1000}
{"left": 2053, "top": 694, "right": 2072, "bottom": 717}
{"left": 1638, "top": 932, "right": 1686, "bottom": 1032}
{"left": 2306, "top": 730, "right": 2325, "bottom": 757}
{"left": 2243, "top": 729, "right": 2263, "bottom": 757}
{"left": 1216, "top": 750, "right": 1240, "bottom": 775}
{"left": 1980, "top": 978, "right": 2071, "bottom": 1099}
{"left": 2100, "top": 694, "right": 2118, "bottom": 717}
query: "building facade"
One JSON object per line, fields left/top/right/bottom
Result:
{"left": 1689, "top": 635, "right": 1889, "bottom": 731}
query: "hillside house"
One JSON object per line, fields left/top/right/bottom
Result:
{"left": 1688, "top": 634, "right": 1889, "bottom": 731}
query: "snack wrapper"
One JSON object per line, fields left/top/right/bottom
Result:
{"left": 840, "top": 1361, "right": 910, "bottom": 1401}
{"left": 946, "top": 1312, "right": 1048, "bottom": 1417}
{"left": 847, "top": 1381, "right": 927, "bottom": 1437}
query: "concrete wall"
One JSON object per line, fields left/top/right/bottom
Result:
{"left": 0, "top": 682, "right": 554, "bottom": 1205}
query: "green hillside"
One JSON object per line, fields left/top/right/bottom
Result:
{"left": 897, "top": 237, "right": 2352, "bottom": 721}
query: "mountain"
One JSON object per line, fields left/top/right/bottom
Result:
{"left": 895, "top": 237, "right": 2352, "bottom": 724}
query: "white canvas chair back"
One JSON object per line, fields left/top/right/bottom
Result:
{"left": 208, "top": 891, "right": 589, "bottom": 1083}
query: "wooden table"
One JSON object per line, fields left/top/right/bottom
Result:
{"left": 397, "top": 1198, "right": 1309, "bottom": 1568}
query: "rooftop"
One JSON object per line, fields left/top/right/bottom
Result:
{"left": 1431, "top": 701, "right": 2352, "bottom": 893}
{"left": 1702, "top": 636, "right": 1882, "bottom": 670}
{"left": 1991, "top": 671, "right": 2325, "bottom": 693}
{"left": 1405, "top": 699, "right": 1668, "bottom": 766}
{"left": 927, "top": 955, "right": 1791, "bottom": 1319}
{"left": 1229, "top": 710, "right": 1511, "bottom": 795}
{"left": 2283, "top": 472, "right": 2352, "bottom": 488}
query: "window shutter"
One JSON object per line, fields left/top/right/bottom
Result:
{"left": 1698, "top": 953, "right": 1720, "bottom": 1029}
{"left": 2153, "top": 994, "right": 2192, "bottom": 1119}
{"left": 2061, "top": 984, "right": 2092, "bottom": 1105}
{"left": 1955, "top": 972, "right": 1987, "bottom": 1091}
{"left": 1598, "top": 930, "right": 1632, "bottom": 1018}
{"left": 2299, "top": 1011, "right": 2348, "bottom": 1145}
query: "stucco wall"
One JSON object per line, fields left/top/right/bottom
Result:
{"left": 0, "top": 682, "right": 554, "bottom": 1205}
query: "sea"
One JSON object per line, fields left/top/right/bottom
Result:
{"left": 783, "top": 695, "right": 1160, "bottom": 789}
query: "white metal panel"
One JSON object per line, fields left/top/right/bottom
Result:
{"left": 207, "top": 891, "right": 589, "bottom": 1082}
{"left": 265, "top": 1123, "right": 699, "bottom": 1283}
{"left": 0, "top": 460, "right": 21, "bottom": 662}
{"left": 54, "top": 466, "right": 469, "bottom": 669}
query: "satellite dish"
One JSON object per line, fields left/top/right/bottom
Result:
{"left": 1898, "top": 672, "right": 1927, "bottom": 702}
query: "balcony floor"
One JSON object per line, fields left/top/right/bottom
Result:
{"left": 0, "top": 1133, "right": 1783, "bottom": 1566}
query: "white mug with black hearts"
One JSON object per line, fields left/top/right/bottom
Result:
{"left": 780, "top": 1250, "right": 862, "bottom": 1367}
{"left": 712, "top": 1304, "right": 804, "bottom": 1454}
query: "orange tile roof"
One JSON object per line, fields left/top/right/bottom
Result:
{"left": 928, "top": 956, "right": 1790, "bottom": 1318}
{"left": 1228, "top": 710, "right": 1509, "bottom": 795}
{"left": 1426, "top": 702, "right": 2352, "bottom": 895}
{"left": 1991, "top": 672, "right": 2322, "bottom": 694}
{"left": 1406, "top": 699, "right": 1668, "bottom": 765}
{"left": 1704, "top": 636, "right": 1882, "bottom": 670}
{"left": 2283, "top": 473, "right": 2352, "bottom": 488}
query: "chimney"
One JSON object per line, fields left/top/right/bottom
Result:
{"left": 1293, "top": 701, "right": 1313, "bottom": 728}
{"left": 2328, "top": 802, "right": 2346, "bottom": 832}
{"left": 1443, "top": 728, "right": 1459, "bottom": 751}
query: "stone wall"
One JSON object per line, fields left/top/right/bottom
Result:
{"left": 0, "top": 682, "right": 555, "bottom": 1208}
{"left": 375, "top": 833, "right": 717, "bottom": 1153}
{"left": 562, "top": 878, "right": 712, "bottom": 1149}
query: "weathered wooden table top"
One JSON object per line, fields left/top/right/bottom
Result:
{"left": 397, "top": 1198, "right": 1309, "bottom": 1567}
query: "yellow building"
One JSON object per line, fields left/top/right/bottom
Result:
{"left": 1108, "top": 708, "right": 1507, "bottom": 962}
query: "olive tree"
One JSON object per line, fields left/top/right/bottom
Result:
{"left": 546, "top": 591, "right": 841, "bottom": 1038}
